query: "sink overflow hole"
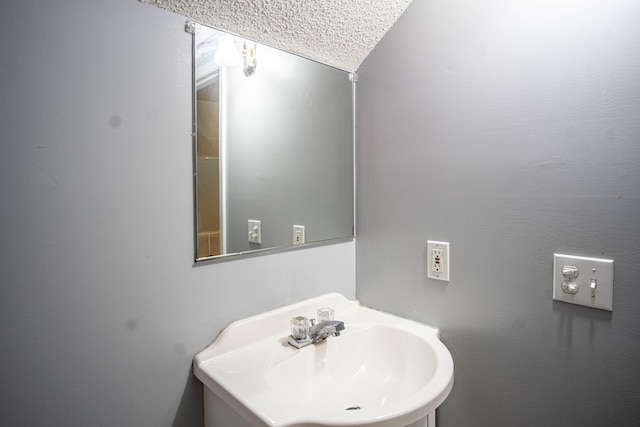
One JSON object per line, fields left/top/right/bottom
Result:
{"left": 345, "top": 406, "right": 361, "bottom": 411}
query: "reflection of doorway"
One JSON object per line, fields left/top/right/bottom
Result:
{"left": 196, "top": 78, "right": 220, "bottom": 257}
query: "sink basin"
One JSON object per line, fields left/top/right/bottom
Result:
{"left": 193, "top": 293, "right": 454, "bottom": 427}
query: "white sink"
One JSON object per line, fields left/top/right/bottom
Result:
{"left": 193, "top": 293, "right": 454, "bottom": 427}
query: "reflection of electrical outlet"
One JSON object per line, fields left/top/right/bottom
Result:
{"left": 427, "top": 241, "right": 449, "bottom": 281}
{"left": 248, "top": 220, "right": 261, "bottom": 244}
{"left": 293, "top": 225, "right": 305, "bottom": 245}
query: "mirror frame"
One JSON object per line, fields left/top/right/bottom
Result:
{"left": 187, "top": 21, "right": 356, "bottom": 264}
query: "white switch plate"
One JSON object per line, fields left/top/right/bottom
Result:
{"left": 553, "top": 253, "right": 614, "bottom": 311}
{"left": 427, "top": 241, "right": 450, "bottom": 281}
{"left": 248, "top": 220, "right": 261, "bottom": 244}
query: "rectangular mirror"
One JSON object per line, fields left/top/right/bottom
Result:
{"left": 190, "top": 23, "right": 355, "bottom": 262}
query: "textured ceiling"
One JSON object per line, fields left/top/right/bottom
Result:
{"left": 140, "top": 0, "right": 413, "bottom": 72}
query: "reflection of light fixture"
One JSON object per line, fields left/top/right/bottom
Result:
{"left": 242, "top": 42, "right": 257, "bottom": 77}
{"left": 214, "top": 34, "right": 240, "bottom": 66}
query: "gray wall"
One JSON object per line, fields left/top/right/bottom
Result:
{"left": 0, "top": 1, "right": 355, "bottom": 426}
{"left": 224, "top": 43, "right": 354, "bottom": 253}
{"left": 356, "top": 0, "right": 640, "bottom": 426}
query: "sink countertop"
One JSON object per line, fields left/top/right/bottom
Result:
{"left": 193, "top": 293, "right": 454, "bottom": 427}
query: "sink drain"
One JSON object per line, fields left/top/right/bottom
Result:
{"left": 345, "top": 406, "right": 361, "bottom": 411}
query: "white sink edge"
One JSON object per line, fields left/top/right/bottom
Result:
{"left": 193, "top": 293, "right": 455, "bottom": 427}
{"left": 194, "top": 293, "right": 441, "bottom": 359}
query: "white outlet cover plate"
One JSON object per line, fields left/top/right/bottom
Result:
{"left": 427, "top": 241, "right": 450, "bottom": 281}
{"left": 248, "top": 220, "right": 261, "bottom": 244}
{"left": 553, "top": 253, "right": 614, "bottom": 311}
{"left": 293, "top": 225, "right": 305, "bottom": 245}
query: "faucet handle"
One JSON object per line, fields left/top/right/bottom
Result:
{"left": 290, "top": 316, "right": 309, "bottom": 340}
{"left": 317, "top": 307, "right": 335, "bottom": 323}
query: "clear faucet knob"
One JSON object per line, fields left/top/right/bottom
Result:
{"left": 317, "top": 307, "right": 334, "bottom": 323}
{"left": 290, "top": 316, "right": 309, "bottom": 340}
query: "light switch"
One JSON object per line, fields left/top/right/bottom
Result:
{"left": 553, "top": 253, "right": 614, "bottom": 311}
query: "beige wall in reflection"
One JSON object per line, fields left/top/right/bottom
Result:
{"left": 196, "top": 81, "right": 220, "bottom": 257}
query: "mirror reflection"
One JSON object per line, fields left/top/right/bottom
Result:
{"left": 192, "top": 24, "right": 355, "bottom": 262}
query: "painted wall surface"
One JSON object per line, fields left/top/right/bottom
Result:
{"left": 223, "top": 44, "right": 354, "bottom": 253}
{"left": 0, "top": 1, "right": 355, "bottom": 426}
{"left": 356, "top": 0, "right": 640, "bottom": 426}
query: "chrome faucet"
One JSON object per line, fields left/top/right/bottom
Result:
{"left": 287, "top": 318, "right": 345, "bottom": 349}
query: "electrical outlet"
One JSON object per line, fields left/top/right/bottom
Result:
{"left": 432, "top": 248, "right": 444, "bottom": 272}
{"left": 293, "top": 225, "right": 305, "bottom": 245}
{"left": 427, "top": 241, "right": 450, "bottom": 281}
{"left": 553, "top": 253, "right": 614, "bottom": 311}
{"left": 248, "top": 220, "right": 261, "bottom": 244}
